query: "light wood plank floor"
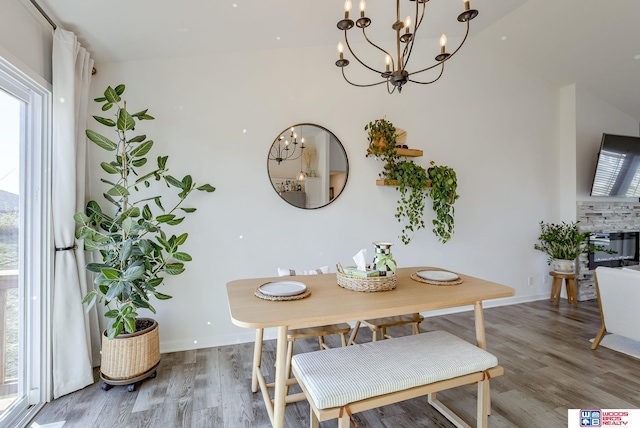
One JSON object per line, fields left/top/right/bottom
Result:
{"left": 32, "top": 299, "right": 640, "bottom": 427}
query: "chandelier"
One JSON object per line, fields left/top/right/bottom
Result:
{"left": 269, "top": 127, "right": 306, "bottom": 164}
{"left": 335, "top": 0, "right": 478, "bottom": 94}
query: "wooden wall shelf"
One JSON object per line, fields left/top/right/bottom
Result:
{"left": 395, "top": 148, "right": 423, "bottom": 157}
{"left": 376, "top": 179, "right": 432, "bottom": 187}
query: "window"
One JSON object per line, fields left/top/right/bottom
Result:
{"left": 0, "top": 57, "right": 51, "bottom": 428}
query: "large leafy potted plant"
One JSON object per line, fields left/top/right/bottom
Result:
{"left": 534, "top": 221, "right": 613, "bottom": 273}
{"left": 75, "top": 84, "right": 215, "bottom": 389}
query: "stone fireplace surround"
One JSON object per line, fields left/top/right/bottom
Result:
{"left": 576, "top": 201, "right": 640, "bottom": 300}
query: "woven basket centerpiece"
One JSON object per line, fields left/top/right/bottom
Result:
{"left": 336, "top": 263, "right": 397, "bottom": 292}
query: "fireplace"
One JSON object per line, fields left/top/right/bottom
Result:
{"left": 588, "top": 231, "right": 640, "bottom": 270}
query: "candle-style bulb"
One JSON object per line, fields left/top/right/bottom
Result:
{"left": 405, "top": 16, "right": 411, "bottom": 33}
{"left": 385, "top": 55, "right": 391, "bottom": 72}
{"left": 344, "top": 0, "right": 352, "bottom": 12}
{"left": 359, "top": 0, "right": 365, "bottom": 12}
{"left": 440, "top": 34, "right": 447, "bottom": 47}
{"left": 338, "top": 42, "right": 345, "bottom": 59}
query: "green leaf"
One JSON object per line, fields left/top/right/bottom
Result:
{"left": 127, "top": 134, "right": 146, "bottom": 143}
{"left": 108, "top": 322, "right": 124, "bottom": 339}
{"left": 86, "top": 263, "right": 108, "bottom": 273}
{"left": 154, "top": 197, "right": 164, "bottom": 211}
{"left": 132, "top": 158, "right": 147, "bottom": 167}
{"left": 107, "top": 184, "right": 130, "bottom": 197}
{"left": 167, "top": 218, "right": 184, "bottom": 226}
{"left": 94, "top": 96, "right": 107, "bottom": 102}
{"left": 101, "top": 102, "right": 113, "bottom": 111}
{"left": 138, "top": 239, "right": 153, "bottom": 255}
{"left": 104, "top": 86, "right": 121, "bottom": 103}
{"left": 73, "top": 212, "right": 90, "bottom": 223}
{"left": 124, "top": 317, "right": 136, "bottom": 334}
{"left": 153, "top": 291, "right": 173, "bottom": 300}
{"left": 180, "top": 207, "right": 196, "bottom": 213}
{"left": 102, "top": 192, "right": 119, "bottom": 207}
{"left": 100, "top": 162, "right": 120, "bottom": 174}
{"left": 182, "top": 175, "right": 193, "bottom": 190}
{"left": 81, "top": 290, "right": 97, "bottom": 304}
{"left": 131, "top": 109, "right": 148, "bottom": 119}
{"left": 156, "top": 214, "right": 175, "bottom": 223}
{"left": 117, "top": 108, "right": 135, "bottom": 131}
{"left": 86, "top": 129, "right": 117, "bottom": 151}
{"left": 123, "top": 265, "right": 145, "bottom": 281}
{"left": 197, "top": 184, "right": 216, "bottom": 192}
{"left": 175, "top": 233, "right": 188, "bottom": 246}
{"left": 101, "top": 268, "right": 120, "bottom": 280}
{"left": 130, "top": 140, "right": 153, "bottom": 157}
{"left": 140, "top": 114, "right": 155, "bottom": 120}
{"left": 92, "top": 115, "right": 116, "bottom": 127}
{"left": 157, "top": 156, "right": 168, "bottom": 169}
{"left": 148, "top": 277, "right": 163, "bottom": 287}
{"left": 104, "top": 309, "right": 119, "bottom": 318}
{"left": 142, "top": 205, "right": 152, "bottom": 221}
{"left": 165, "top": 175, "right": 184, "bottom": 189}
{"left": 172, "top": 252, "right": 192, "bottom": 262}
{"left": 84, "top": 293, "right": 98, "bottom": 312}
{"left": 165, "top": 263, "right": 185, "bottom": 275}
{"left": 114, "top": 84, "right": 125, "bottom": 95}
{"left": 120, "top": 240, "right": 133, "bottom": 262}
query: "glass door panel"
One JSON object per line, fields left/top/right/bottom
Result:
{"left": 0, "top": 87, "right": 22, "bottom": 420}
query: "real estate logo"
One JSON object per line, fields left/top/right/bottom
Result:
{"left": 580, "top": 409, "right": 601, "bottom": 427}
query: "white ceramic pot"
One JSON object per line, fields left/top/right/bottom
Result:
{"left": 552, "top": 258, "right": 576, "bottom": 274}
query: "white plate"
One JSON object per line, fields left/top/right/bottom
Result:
{"left": 258, "top": 281, "right": 307, "bottom": 297}
{"left": 416, "top": 270, "right": 459, "bottom": 281}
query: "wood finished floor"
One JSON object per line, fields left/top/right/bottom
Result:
{"left": 32, "top": 299, "right": 640, "bottom": 427}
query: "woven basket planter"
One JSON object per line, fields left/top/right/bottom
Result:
{"left": 100, "top": 318, "right": 160, "bottom": 381}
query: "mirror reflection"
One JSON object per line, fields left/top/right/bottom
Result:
{"left": 268, "top": 123, "right": 348, "bottom": 209}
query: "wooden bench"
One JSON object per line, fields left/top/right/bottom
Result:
{"left": 291, "top": 330, "right": 503, "bottom": 428}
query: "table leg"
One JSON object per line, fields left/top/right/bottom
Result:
{"left": 474, "top": 301, "right": 487, "bottom": 350}
{"left": 273, "top": 325, "right": 289, "bottom": 428}
{"left": 251, "top": 328, "right": 263, "bottom": 393}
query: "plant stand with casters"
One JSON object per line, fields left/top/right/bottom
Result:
{"left": 100, "top": 361, "right": 160, "bottom": 392}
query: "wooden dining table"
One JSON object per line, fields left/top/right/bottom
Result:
{"left": 226, "top": 267, "right": 514, "bottom": 428}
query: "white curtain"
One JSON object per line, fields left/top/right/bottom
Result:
{"left": 51, "top": 28, "right": 99, "bottom": 398}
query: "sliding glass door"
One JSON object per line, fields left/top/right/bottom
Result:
{"left": 0, "top": 59, "right": 51, "bottom": 428}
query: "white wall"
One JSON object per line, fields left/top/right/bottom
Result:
{"left": 575, "top": 86, "right": 640, "bottom": 201}
{"left": 0, "top": 0, "right": 52, "bottom": 84}
{"left": 87, "top": 36, "right": 559, "bottom": 352}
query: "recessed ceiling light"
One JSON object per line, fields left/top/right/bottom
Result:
{"left": 501, "top": 36, "right": 507, "bottom": 41}
{"left": 242, "top": 129, "right": 247, "bottom": 133}
{"left": 634, "top": 54, "right": 640, "bottom": 60}
{"left": 232, "top": 3, "right": 238, "bottom": 8}
{"left": 276, "top": 36, "right": 281, "bottom": 41}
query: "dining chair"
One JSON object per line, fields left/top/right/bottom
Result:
{"left": 347, "top": 313, "right": 424, "bottom": 345}
{"left": 251, "top": 267, "right": 351, "bottom": 403}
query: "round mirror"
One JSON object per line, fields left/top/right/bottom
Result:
{"left": 267, "top": 123, "right": 349, "bottom": 209}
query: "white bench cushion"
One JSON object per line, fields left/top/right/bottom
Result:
{"left": 291, "top": 330, "right": 498, "bottom": 410}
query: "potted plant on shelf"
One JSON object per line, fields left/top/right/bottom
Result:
{"left": 533, "top": 221, "right": 614, "bottom": 273}
{"left": 75, "top": 84, "right": 215, "bottom": 390}
{"left": 365, "top": 118, "right": 459, "bottom": 244}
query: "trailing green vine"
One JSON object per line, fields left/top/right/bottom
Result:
{"left": 427, "top": 161, "right": 459, "bottom": 243}
{"left": 365, "top": 118, "right": 459, "bottom": 244}
{"left": 391, "top": 161, "right": 429, "bottom": 245}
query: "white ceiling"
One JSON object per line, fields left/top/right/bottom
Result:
{"left": 39, "top": 0, "right": 640, "bottom": 122}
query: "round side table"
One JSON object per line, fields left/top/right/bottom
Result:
{"left": 549, "top": 271, "right": 578, "bottom": 307}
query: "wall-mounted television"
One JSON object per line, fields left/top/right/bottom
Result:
{"left": 590, "top": 133, "right": 640, "bottom": 197}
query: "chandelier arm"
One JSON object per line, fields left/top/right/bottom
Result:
{"left": 386, "top": 79, "right": 397, "bottom": 95}
{"left": 407, "top": 21, "right": 470, "bottom": 77}
{"left": 401, "top": 0, "right": 426, "bottom": 71}
{"left": 344, "top": 30, "right": 388, "bottom": 74}
{"left": 341, "top": 68, "right": 387, "bottom": 88}
{"left": 408, "top": 63, "right": 445, "bottom": 85}
{"left": 361, "top": 28, "right": 395, "bottom": 71}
